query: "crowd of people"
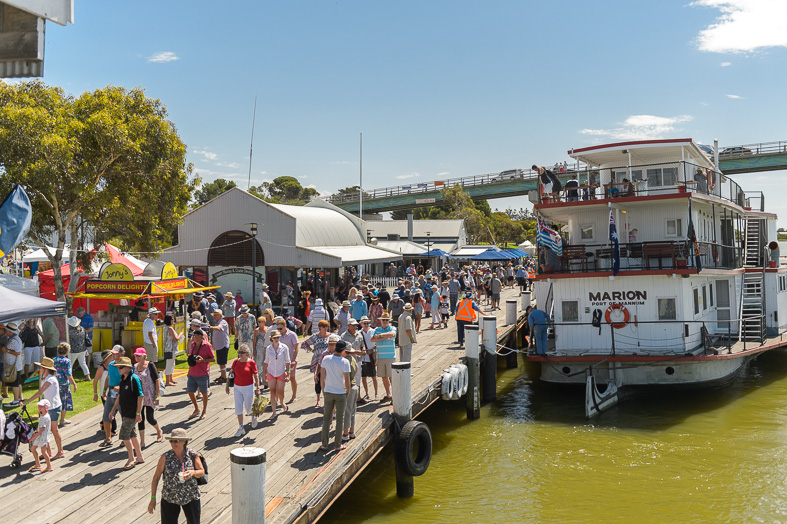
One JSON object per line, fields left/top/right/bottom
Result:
{"left": 0, "top": 258, "right": 543, "bottom": 523}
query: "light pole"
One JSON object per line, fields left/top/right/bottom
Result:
{"left": 247, "top": 222, "right": 258, "bottom": 316}
{"left": 426, "top": 231, "right": 432, "bottom": 271}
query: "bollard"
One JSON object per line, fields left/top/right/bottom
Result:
{"left": 506, "top": 299, "right": 517, "bottom": 325}
{"left": 482, "top": 316, "right": 497, "bottom": 402}
{"left": 392, "top": 362, "right": 412, "bottom": 424}
{"left": 465, "top": 325, "right": 481, "bottom": 419}
{"left": 391, "top": 362, "right": 414, "bottom": 498}
{"left": 231, "top": 447, "right": 267, "bottom": 524}
{"left": 520, "top": 291, "right": 531, "bottom": 310}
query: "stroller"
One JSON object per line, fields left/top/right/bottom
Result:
{"left": 1, "top": 406, "right": 35, "bottom": 469}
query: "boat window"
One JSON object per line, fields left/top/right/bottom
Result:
{"left": 631, "top": 170, "right": 643, "bottom": 182}
{"left": 663, "top": 167, "right": 677, "bottom": 186}
{"left": 658, "top": 298, "right": 677, "bottom": 320}
{"left": 580, "top": 224, "right": 594, "bottom": 241}
{"left": 693, "top": 288, "right": 700, "bottom": 315}
{"left": 647, "top": 169, "right": 661, "bottom": 186}
{"left": 702, "top": 285, "right": 708, "bottom": 311}
{"left": 561, "top": 301, "right": 579, "bottom": 322}
{"left": 666, "top": 219, "right": 682, "bottom": 237}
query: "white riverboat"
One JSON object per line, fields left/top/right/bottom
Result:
{"left": 526, "top": 138, "right": 787, "bottom": 416}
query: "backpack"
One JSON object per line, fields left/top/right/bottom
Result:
{"left": 190, "top": 449, "right": 208, "bottom": 485}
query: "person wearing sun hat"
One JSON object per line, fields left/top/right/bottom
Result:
{"left": 371, "top": 312, "right": 396, "bottom": 402}
{"left": 22, "top": 356, "right": 65, "bottom": 459}
{"left": 2, "top": 322, "right": 24, "bottom": 405}
{"left": 143, "top": 307, "right": 161, "bottom": 364}
{"left": 221, "top": 291, "right": 237, "bottom": 335}
{"left": 263, "top": 328, "right": 291, "bottom": 420}
{"left": 66, "top": 315, "right": 91, "bottom": 380}
{"left": 109, "top": 356, "right": 145, "bottom": 470}
{"left": 148, "top": 427, "right": 204, "bottom": 521}
{"left": 209, "top": 309, "right": 230, "bottom": 384}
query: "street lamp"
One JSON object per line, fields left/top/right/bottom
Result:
{"left": 426, "top": 231, "right": 432, "bottom": 271}
{"left": 247, "top": 222, "right": 258, "bottom": 316}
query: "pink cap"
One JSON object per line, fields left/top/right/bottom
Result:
{"left": 133, "top": 347, "right": 147, "bottom": 356}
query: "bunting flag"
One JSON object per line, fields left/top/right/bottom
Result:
{"left": 687, "top": 199, "right": 702, "bottom": 272}
{"left": 0, "top": 185, "right": 32, "bottom": 259}
{"left": 608, "top": 209, "right": 620, "bottom": 275}
{"left": 537, "top": 217, "right": 563, "bottom": 256}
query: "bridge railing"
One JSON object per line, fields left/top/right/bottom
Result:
{"left": 327, "top": 168, "right": 541, "bottom": 205}
{"left": 537, "top": 161, "right": 746, "bottom": 208}
{"left": 719, "top": 140, "right": 787, "bottom": 158}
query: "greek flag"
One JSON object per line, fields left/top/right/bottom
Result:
{"left": 537, "top": 218, "right": 563, "bottom": 256}
{"left": 609, "top": 210, "right": 620, "bottom": 275}
{"left": 0, "top": 185, "right": 32, "bottom": 259}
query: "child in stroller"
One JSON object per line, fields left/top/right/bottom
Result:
{"left": 1, "top": 405, "right": 35, "bottom": 469}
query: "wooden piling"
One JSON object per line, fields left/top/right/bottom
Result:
{"left": 465, "top": 325, "right": 480, "bottom": 419}
{"left": 482, "top": 316, "right": 497, "bottom": 402}
{"left": 391, "top": 362, "right": 414, "bottom": 497}
{"left": 505, "top": 300, "right": 519, "bottom": 368}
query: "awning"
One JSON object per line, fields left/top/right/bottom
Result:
{"left": 505, "top": 248, "right": 527, "bottom": 257}
{"left": 451, "top": 247, "right": 492, "bottom": 258}
{"left": 472, "top": 248, "right": 517, "bottom": 261}
{"left": 418, "top": 249, "right": 450, "bottom": 257}
{"left": 0, "top": 285, "right": 66, "bottom": 323}
{"left": 308, "top": 245, "right": 403, "bottom": 265}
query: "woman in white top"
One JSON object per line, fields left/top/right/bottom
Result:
{"left": 263, "top": 330, "right": 291, "bottom": 421}
{"left": 253, "top": 316, "right": 271, "bottom": 388}
{"left": 22, "top": 357, "right": 64, "bottom": 459}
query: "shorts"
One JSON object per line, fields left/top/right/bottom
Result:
{"left": 102, "top": 390, "right": 118, "bottom": 422}
{"left": 361, "top": 361, "right": 377, "bottom": 377}
{"left": 492, "top": 293, "right": 501, "bottom": 302}
{"left": 4, "top": 370, "right": 20, "bottom": 387}
{"left": 24, "top": 346, "right": 40, "bottom": 366}
{"left": 119, "top": 416, "right": 138, "bottom": 441}
{"left": 266, "top": 372, "right": 286, "bottom": 383}
{"left": 517, "top": 277, "right": 526, "bottom": 287}
{"left": 216, "top": 347, "right": 229, "bottom": 366}
{"left": 225, "top": 317, "right": 236, "bottom": 331}
{"left": 376, "top": 358, "right": 394, "bottom": 378}
{"left": 507, "top": 276, "right": 514, "bottom": 282}
{"left": 143, "top": 342, "right": 158, "bottom": 363}
{"left": 187, "top": 374, "right": 210, "bottom": 393}
{"left": 49, "top": 406, "right": 61, "bottom": 423}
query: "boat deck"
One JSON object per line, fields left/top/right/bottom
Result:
{"left": 0, "top": 287, "right": 526, "bottom": 524}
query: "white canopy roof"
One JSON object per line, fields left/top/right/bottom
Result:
{"left": 305, "top": 245, "right": 403, "bottom": 265}
{"left": 0, "top": 273, "right": 38, "bottom": 296}
{"left": 0, "top": 285, "right": 66, "bottom": 323}
{"left": 451, "top": 246, "right": 494, "bottom": 257}
{"left": 374, "top": 240, "right": 429, "bottom": 255}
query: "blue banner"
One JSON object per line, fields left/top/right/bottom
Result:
{"left": 537, "top": 218, "right": 563, "bottom": 256}
{"left": 0, "top": 185, "right": 32, "bottom": 258}
{"left": 609, "top": 210, "right": 620, "bottom": 275}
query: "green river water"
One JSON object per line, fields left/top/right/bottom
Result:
{"left": 323, "top": 351, "right": 787, "bottom": 523}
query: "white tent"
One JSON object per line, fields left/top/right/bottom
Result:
{"left": 22, "top": 246, "right": 63, "bottom": 263}
{"left": 518, "top": 240, "right": 536, "bottom": 256}
{"left": 0, "top": 285, "right": 66, "bottom": 324}
{"left": 0, "top": 273, "right": 38, "bottom": 296}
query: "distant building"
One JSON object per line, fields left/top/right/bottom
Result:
{"left": 364, "top": 219, "right": 467, "bottom": 254}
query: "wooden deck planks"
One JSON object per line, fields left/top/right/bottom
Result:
{"left": 0, "top": 287, "right": 526, "bottom": 524}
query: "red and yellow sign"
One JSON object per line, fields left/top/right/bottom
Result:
{"left": 152, "top": 278, "right": 189, "bottom": 293}
{"left": 161, "top": 262, "right": 178, "bottom": 280}
{"left": 85, "top": 280, "right": 149, "bottom": 294}
{"left": 99, "top": 262, "right": 134, "bottom": 281}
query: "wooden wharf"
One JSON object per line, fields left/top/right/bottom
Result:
{"left": 0, "top": 287, "right": 528, "bottom": 524}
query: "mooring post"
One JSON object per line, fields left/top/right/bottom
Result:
{"left": 521, "top": 291, "right": 531, "bottom": 310}
{"left": 465, "top": 324, "right": 480, "bottom": 419}
{"left": 230, "top": 447, "right": 267, "bottom": 524}
{"left": 482, "top": 316, "right": 497, "bottom": 402}
{"left": 391, "top": 361, "right": 414, "bottom": 497}
{"left": 505, "top": 300, "right": 518, "bottom": 368}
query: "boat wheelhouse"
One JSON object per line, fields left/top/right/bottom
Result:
{"left": 527, "top": 139, "right": 787, "bottom": 416}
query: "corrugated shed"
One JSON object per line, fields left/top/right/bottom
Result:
{"left": 270, "top": 204, "right": 364, "bottom": 247}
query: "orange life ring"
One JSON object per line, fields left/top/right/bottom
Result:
{"left": 605, "top": 303, "right": 630, "bottom": 329}
{"left": 707, "top": 169, "right": 716, "bottom": 191}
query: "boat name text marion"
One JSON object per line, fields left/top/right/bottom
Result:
{"left": 589, "top": 290, "right": 647, "bottom": 306}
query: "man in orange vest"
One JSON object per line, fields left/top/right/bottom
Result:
{"left": 455, "top": 291, "right": 485, "bottom": 347}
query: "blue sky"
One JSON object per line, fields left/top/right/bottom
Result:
{"left": 21, "top": 0, "right": 787, "bottom": 222}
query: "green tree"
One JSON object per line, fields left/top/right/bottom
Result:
{"left": 0, "top": 81, "right": 196, "bottom": 309}
{"left": 251, "top": 176, "right": 317, "bottom": 204}
{"left": 192, "top": 178, "right": 237, "bottom": 207}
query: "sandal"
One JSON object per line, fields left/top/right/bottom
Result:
{"left": 334, "top": 444, "right": 347, "bottom": 451}
{"left": 99, "top": 440, "right": 112, "bottom": 448}
{"left": 318, "top": 445, "right": 330, "bottom": 452}
{"left": 123, "top": 462, "right": 136, "bottom": 471}
{"left": 28, "top": 465, "right": 40, "bottom": 472}
{"left": 188, "top": 411, "right": 200, "bottom": 419}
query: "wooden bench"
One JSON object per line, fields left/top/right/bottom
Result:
{"left": 561, "top": 245, "right": 589, "bottom": 272}
{"left": 643, "top": 242, "right": 677, "bottom": 269}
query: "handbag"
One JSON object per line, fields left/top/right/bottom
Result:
{"left": 164, "top": 351, "right": 173, "bottom": 360}
{"left": 2, "top": 363, "right": 17, "bottom": 384}
{"left": 190, "top": 450, "right": 208, "bottom": 485}
{"left": 226, "top": 360, "right": 237, "bottom": 388}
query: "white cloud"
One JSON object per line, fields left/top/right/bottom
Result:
{"left": 726, "top": 94, "right": 744, "bottom": 99}
{"left": 720, "top": 61, "right": 732, "bottom": 66}
{"left": 329, "top": 160, "right": 354, "bottom": 165}
{"left": 435, "top": 171, "right": 450, "bottom": 177}
{"left": 395, "top": 172, "right": 420, "bottom": 180}
{"left": 192, "top": 149, "right": 218, "bottom": 161}
{"left": 193, "top": 167, "right": 247, "bottom": 181}
{"left": 147, "top": 51, "right": 180, "bottom": 63}
{"left": 692, "top": 0, "right": 787, "bottom": 53}
{"left": 215, "top": 161, "right": 241, "bottom": 168}
{"left": 580, "top": 115, "right": 694, "bottom": 141}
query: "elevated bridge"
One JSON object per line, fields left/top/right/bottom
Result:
{"left": 329, "top": 140, "right": 787, "bottom": 214}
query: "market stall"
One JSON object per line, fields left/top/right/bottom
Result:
{"left": 68, "top": 260, "right": 218, "bottom": 359}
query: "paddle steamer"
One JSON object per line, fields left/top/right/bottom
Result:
{"left": 527, "top": 139, "right": 787, "bottom": 416}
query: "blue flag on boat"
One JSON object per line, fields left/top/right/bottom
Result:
{"left": 537, "top": 217, "right": 563, "bottom": 256}
{"left": 687, "top": 199, "right": 702, "bottom": 272}
{"left": 609, "top": 209, "right": 620, "bottom": 275}
{"left": 0, "top": 185, "right": 32, "bottom": 259}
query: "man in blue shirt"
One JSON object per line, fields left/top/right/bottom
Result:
{"left": 76, "top": 307, "right": 94, "bottom": 340}
{"left": 528, "top": 308, "right": 551, "bottom": 355}
{"left": 350, "top": 294, "right": 368, "bottom": 322}
{"left": 371, "top": 313, "right": 397, "bottom": 402}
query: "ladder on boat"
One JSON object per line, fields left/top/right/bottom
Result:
{"left": 741, "top": 217, "right": 766, "bottom": 343}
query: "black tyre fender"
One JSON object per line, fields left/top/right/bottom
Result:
{"left": 395, "top": 420, "right": 432, "bottom": 477}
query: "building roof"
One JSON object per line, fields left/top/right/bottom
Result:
{"left": 270, "top": 203, "right": 364, "bottom": 247}
{"left": 374, "top": 240, "right": 429, "bottom": 255}
{"left": 366, "top": 219, "right": 465, "bottom": 239}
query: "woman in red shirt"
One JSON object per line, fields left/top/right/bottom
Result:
{"left": 225, "top": 344, "right": 260, "bottom": 438}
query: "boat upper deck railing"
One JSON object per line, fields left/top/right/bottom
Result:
{"left": 536, "top": 161, "right": 746, "bottom": 209}
{"left": 541, "top": 240, "right": 743, "bottom": 274}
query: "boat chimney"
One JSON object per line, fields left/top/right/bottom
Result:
{"left": 713, "top": 138, "right": 719, "bottom": 169}
{"left": 407, "top": 214, "right": 414, "bottom": 242}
